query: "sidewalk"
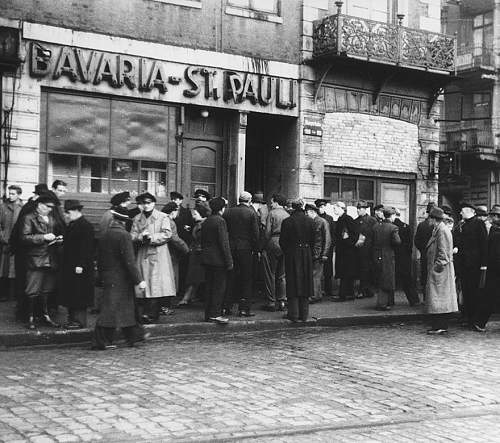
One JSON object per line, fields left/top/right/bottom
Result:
{"left": 0, "top": 291, "right": 434, "bottom": 348}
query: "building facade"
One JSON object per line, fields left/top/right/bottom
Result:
{"left": 0, "top": 0, "right": 454, "bottom": 231}
{"left": 440, "top": 0, "right": 499, "bottom": 212}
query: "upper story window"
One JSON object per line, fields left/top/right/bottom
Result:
{"left": 226, "top": 0, "right": 282, "bottom": 23}
{"left": 345, "top": 0, "right": 389, "bottom": 23}
{"left": 473, "top": 12, "right": 493, "bottom": 53}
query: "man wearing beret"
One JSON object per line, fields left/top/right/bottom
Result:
{"left": 61, "top": 200, "right": 95, "bottom": 329}
{"left": 371, "top": 207, "right": 401, "bottom": 310}
{"left": 455, "top": 203, "right": 488, "bottom": 327}
{"left": 223, "top": 191, "right": 259, "bottom": 316}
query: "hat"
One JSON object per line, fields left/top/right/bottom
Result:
{"left": 194, "top": 189, "right": 211, "bottom": 200}
{"left": 110, "top": 206, "right": 131, "bottom": 220}
{"left": 252, "top": 191, "right": 265, "bottom": 204}
{"left": 34, "top": 183, "right": 49, "bottom": 195}
{"left": 238, "top": 191, "right": 252, "bottom": 203}
{"left": 162, "top": 201, "right": 178, "bottom": 214}
{"left": 137, "top": 192, "right": 156, "bottom": 204}
{"left": 426, "top": 202, "right": 437, "bottom": 214}
{"left": 373, "top": 204, "right": 384, "bottom": 212}
{"left": 315, "top": 199, "right": 327, "bottom": 208}
{"left": 357, "top": 200, "right": 369, "bottom": 209}
{"left": 429, "top": 207, "right": 444, "bottom": 220}
{"left": 333, "top": 201, "right": 346, "bottom": 209}
{"left": 170, "top": 191, "right": 184, "bottom": 201}
{"left": 64, "top": 199, "right": 83, "bottom": 211}
{"left": 209, "top": 197, "right": 226, "bottom": 213}
{"left": 37, "top": 193, "right": 58, "bottom": 206}
{"left": 460, "top": 202, "right": 476, "bottom": 211}
{"left": 476, "top": 205, "right": 488, "bottom": 216}
{"left": 305, "top": 203, "right": 319, "bottom": 213}
{"left": 110, "top": 191, "right": 131, "bottom": 206}
{"left": 383, "top": 207, "right": 396, "bottom": 218}
{"left": 489, "top": 206, "right": 500, "bottom": 216}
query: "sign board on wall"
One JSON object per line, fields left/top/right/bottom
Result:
{"left": 303, "top": 115, "right": 323, "bottom": 136}
{"left": 29, "top": 42, "right": 299, "bottom": 117}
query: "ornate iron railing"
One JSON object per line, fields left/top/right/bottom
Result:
{"left": 313, "top": 13, "right": 456, "bottom": 73}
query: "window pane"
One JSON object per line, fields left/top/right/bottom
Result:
{"left": 47, "top": 93, "right": 109, "bottom": 155}
{"left": 191, "top": 166, "right": 216, "bottom": 183}
{"left": 341, "top": 178, "right": 356, "bottom": 202}
{"left": 140, "top": 161, "right": 167, "bottom": 197}
{"left": 192, "top": 147, "right": 216, "bottom": 166}
{"left": 324, "top": 176, "right": 339, "bottom": 201}
{"left": 111, "top": 100, "right": 169, "bottom": 161}
{"left": 48, "top": 154, "right": 78, "bottom": 193}
{"left": 111, "top": 159, "right": 139, "bottom": 194}
{"left": 359, "top": 180, "right": 374, "bottom": 201}
{"left": 80, "top": 157, "right": 109, "bottom": 193}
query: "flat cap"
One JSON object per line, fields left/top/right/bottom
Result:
{"left": 238, "top": 191, "right": 252, "bottom": 202}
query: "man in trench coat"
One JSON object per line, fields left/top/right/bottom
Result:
{"left": 94, "top": 207, "right": 147, "bottom": 349}
{"left": 372, "top": 207, "right": 401, "bottom": 310}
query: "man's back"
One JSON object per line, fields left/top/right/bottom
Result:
{"left": 223, "top": 204, "right": 259, "bottom": 250}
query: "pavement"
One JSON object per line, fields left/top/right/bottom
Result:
{"left": 0, "top": 290, "right": 434, "bottom": 348}
{"left": 1, "top": 323, "right": 500, "bottom": 442}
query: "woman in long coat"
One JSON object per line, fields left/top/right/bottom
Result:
{"left": 94, "top": 207, "right": 146, "bottom": 349}
{"left": 60, "top": 200, "right": 95, "bottom": 328}
{"left": 131, "top": 193, "right": 175, "bottom": 323}
{"left": 425, "top": 207, "right": 458, "bottom": 334}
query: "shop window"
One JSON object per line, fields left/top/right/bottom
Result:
{"left": 41, "top": 91, "right": 178, "bottom": 197}
{"left": 324, "top": 175, "right": 375, "bottom": 207}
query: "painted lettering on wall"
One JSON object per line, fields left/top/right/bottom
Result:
{"left": 30, "top": 43, "right": 297, "bottom": 110}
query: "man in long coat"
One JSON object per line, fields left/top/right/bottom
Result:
{"left": 201, "top": 197, "right": 233, "bottom": 324}
{"left": 223, "top": 191, "right": 259, "bottom": 316}
{"left": 60, "top": 200, "right": 95, "bottom": 329}
{"left": 414, "top": 202, "right": 437, "bottom": 297}
{"left": 454, "top": 203, "right": 488, "bottom": 327}
{"left": 131, "top": 193, "right": 175, "bottom": 323}
{"left": 332, "top": 201, "right": 359, "bottom": 301}
{"left": 425, "top": 207, "right": 458, "bottom": 334}
{"left": 473, "top": 206, "right": 500, "bottom": 331}
{"left": 315, "top": 199, "right": 335, "bottom": 297}
{"left": 94, "top": 207, "right": 147, "bottom": 349}
{"left": 372, "top": 207, "right": 401, "bottom": 310}
{"left": 0, "top": 185, "right": 23, "bottom": 301}
{"left": 305, "top": 203, "right": 331, "bottom": 304}
{"left": 280, "top": 199, "right": 320, "bottom": 322}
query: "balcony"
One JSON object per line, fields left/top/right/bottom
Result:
{"left": 455, "top": 45, "right": 495, "bottom": 72}
{"left": 313, "top": 11, "right": 456, "bottom": 75}
{"left": 446, "top": 125, "right": 500, "bottom": 163}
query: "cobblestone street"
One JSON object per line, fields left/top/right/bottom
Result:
{"left": 1, "top": 323, "right": 500, "bottom": 442}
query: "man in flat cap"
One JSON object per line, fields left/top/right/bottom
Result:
{"left": 223, "top": 191, "right": 259, "bottom": 316}
{"left": 354, "top": 200, "right": 377, "bottom": 299}
{"left": 305, "top": 203, "right": 331, "bottom": 303}
{"left": 371, "top": 207, "right": 401, "bottom": 310}
{"left": 60, "top": 200, "right": 95, "bottom": 329}
{"left": 414, "top": 201, "right": 437, "bottom": 298}
{"left": 455, "top": 202, "right": 488, "bottom": 327}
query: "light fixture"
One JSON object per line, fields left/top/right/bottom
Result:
{"left": 200, "top": 109, "right": 209, "bottom": 118}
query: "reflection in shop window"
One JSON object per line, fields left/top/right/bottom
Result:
{"left": 111, "top": 160, "right": 139, "bottom": 194}
{"left": 48, "top": 154, "right": 78, "bottom": 193}
{"left": 81, "top": 157, "right": 108, "bottom": 193}
{"left": 140, "top": 161, "right": 167, "bottom": 197}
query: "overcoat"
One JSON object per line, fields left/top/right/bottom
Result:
{"left": 393, "top": 217, "right": 413, "bottom": 276}
{"left": 354, "top": 213, "right": 377, "bottom": 281}
{"left": 131, "top": 209, "right": 176, "bottom": 299}
{"left": 371, "top": 220, "right": 401, "bottom": 291}
{"left": 61, "top": 216, "right": 95, "bottom": 309}
{"left": 455, "top": 216, "right": 488, "bottom": 276}
{"left": 97, "top": 220, "right": 142, "bottom": 328}
{"left": 185, "top": 220, "right": 205, "bottom": 286}
{"left": 485, "top": 223, "right": 500, "bottom": 304}
{"left": 279, "top": 210, "right": 319, "bottom": 299}
{"left": 0, "top": 199, "right": 23, "bottom": 278}
{"left": 201, "top": 214, "right": 233, "bottom": 269}
{"left": 168, "top": 217, "right": 190, "bottom": 288}
{"left": 223, "top": 204, "right": 260, "bottom": 251}
{"left": 425, "top": 222, "right": 458, "bottom": 314}
{"left": 334, "top": 213, "right": 359, "bottom": 279}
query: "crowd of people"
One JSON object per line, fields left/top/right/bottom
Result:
{"left": 0, "top": 181, "right": 499, "bottom": 348}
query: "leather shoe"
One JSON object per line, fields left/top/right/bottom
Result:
{"left": 238, "top": 311, "right": 255, "bottom": 317}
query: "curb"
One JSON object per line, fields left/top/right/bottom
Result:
{"left": 0, "top": 313, "right": 438, "bottom": 349}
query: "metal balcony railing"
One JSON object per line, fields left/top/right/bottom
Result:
{"left": 446, "top": 126, "right": 494, "bottom": 152}
{"left": 313, "top": 11, "right": 456, "bottom": 73}
{"left": 455, "top": 45, "right": 494, "bottom": 70}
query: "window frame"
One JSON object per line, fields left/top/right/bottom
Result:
{"left": 225, "top": 0, "right": 282, "bottom": 23}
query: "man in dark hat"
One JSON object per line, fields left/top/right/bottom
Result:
{"left": 455, "top": 202, "right": 488, "bottom": 327}
{"left": 99, "top": 191, "right": 132, "bottom": 236}
{"left": 354, "top": 200, "right": 377, "bottom": 299}
{"left": 315, "top": 199, "right": 335, "bottom": 297}
{"left": 20, "top": 192, "right": 63, "bottom": 329}
{"left": 61, "top": 200, "right": 95, "bottom": 329}
{"left": 414, "top": 201, "right": 437, "bottom": 298}
{"left": 371, "top": 207, "right": 401, "bottom": 310}
{"left": 373, "top": 204, "right": 385, "bottom": 223}
{"left": 473, "top": 206, "right": 500, "bottom": 332}
{"left": 93, "top": 206, "right": 148, "bottom": 349}
{"left": 223, "top": 191, "right": 259, "bottom": 316}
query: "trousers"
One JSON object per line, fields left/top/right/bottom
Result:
{"left": 311, "top": 260, "right": 324, "bottom": 301}
{"left": 287, "top": 297, "right": 309, "bottom": 322}
{"left": 226, "top": 249, "right": 253, "bottom": 312}
{"left": 262, "top": 248, "right": 286, "bottom": 306}
{"left": 204, "top": 266, "right": 227, "bottom": 320}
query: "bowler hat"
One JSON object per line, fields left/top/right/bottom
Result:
{"left": 64, "top": 199, "right": 83, "bottom": 211}
{"left": 194, "top": 189, "right": 211, "bottom": 200}
{"left": 476, "top": 205, "right": 488, "bottom": 216}
{"left": 110, "top": 191, "right": 131, "bottom": 206}
{"left": 429, "top": 207, "right": 445, "bottom": 220}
